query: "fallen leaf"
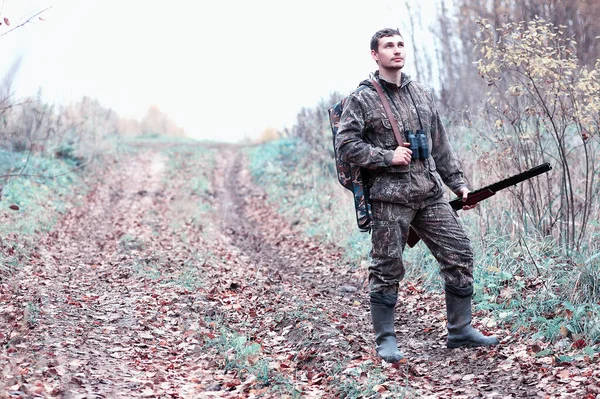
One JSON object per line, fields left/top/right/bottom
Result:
{"left": 372, "top": 384, "right": 387, "bottom": 393}
{"left": 531, "top": 343, "right": 542, "bottom": 353}
{"left": 556, "top": 369, "right": 569, "bottom": 380}
{"left": 572, "top": 339, "right": 586, "bottom": 349}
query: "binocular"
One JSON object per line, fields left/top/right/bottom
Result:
{"left": 405, "top": 130, "right": 429, "bottom": 160}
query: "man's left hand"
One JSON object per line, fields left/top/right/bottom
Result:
{"left": 459, "top": 187, "right": 477, "bottom": 211}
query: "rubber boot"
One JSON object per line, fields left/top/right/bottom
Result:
{"left": 370, "top": 291, "right": 403, "bottom": 363}
{"left": 445, "top": 284, "right": 500, "bottom": 348}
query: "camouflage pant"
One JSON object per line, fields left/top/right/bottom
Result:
{"left": 369, "top": 200, "right": 474, "bottom": 293}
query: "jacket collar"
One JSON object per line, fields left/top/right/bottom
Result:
{"left": 373, "top": 70, "right": 412, "bottom": 89}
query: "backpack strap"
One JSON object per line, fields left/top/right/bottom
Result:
{"left": 370, "top": 78, "right": 404, "bottom": 146}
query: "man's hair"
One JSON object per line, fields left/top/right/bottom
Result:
{"left": 370, "top": 28, "right": 402, "bottom": 52}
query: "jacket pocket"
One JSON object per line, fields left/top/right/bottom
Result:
{"left": 369, "top": 172, "right": 410, "bottom": 203}
{"left": 381, "top": 118, "right": 401, "bottom": 148}
{"left": 427, "top": 157, "right": 445, "bottom": 196}
{"left": 386, "top": 163, "right": 410, "bottom": 173}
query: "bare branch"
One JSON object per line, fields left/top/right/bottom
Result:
{"left": 0, "top": 6, "right": 52, "bottom": 37}
{"left": 0, "top": 159, "right": 93, "bottom": 180}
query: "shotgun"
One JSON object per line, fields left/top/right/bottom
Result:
{"left": 406, "top": 162, "right": 552, "bottom": 248}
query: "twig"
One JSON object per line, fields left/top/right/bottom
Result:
{"left": 518, "top": 236, "right": 548, "bottom": 290}
{"left": 0, "top": 158, "right": 92, "bottom": 180}
{"left": 17, "top": 145, "right": 34, "bottom": 177}
{"left": 0, "top": 6, "right": 52, "bottom": 37}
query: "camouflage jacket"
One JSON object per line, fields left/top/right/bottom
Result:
{"left": 335, "top": 72, "right": 467, "bottom": 208}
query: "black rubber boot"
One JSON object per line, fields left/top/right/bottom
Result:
{"left": 370, "top": 291, "right": 403, "bottom": 363}
{"left": 445, "top": 284, "right": 500, "bottom": 348}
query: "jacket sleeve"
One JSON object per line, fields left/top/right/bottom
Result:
{"left": 430, "top": 107, "right": 468, "bottom": 194}
{"left": 334, "top": 94, "right": 395, "bottom": 170}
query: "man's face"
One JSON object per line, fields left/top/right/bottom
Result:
{"left": 371, "top": 34, "right": 406, "bottom": 70}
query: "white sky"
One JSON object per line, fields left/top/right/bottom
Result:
{"left": 1, "top": 0, "right": 439, "bottom": 142}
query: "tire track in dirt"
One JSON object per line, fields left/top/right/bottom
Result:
{"left": 216, "top": 149, "right": 354, "bottom": 291}
{"left": 40, "top": 150, "right": 171, "bottom": 396}
{"left": 210, "top": 148, "right": 376, "bottom": 373}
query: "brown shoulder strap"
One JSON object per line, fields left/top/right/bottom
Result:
{"left": 370, "top": 78, "right": 404, "bottom": 145}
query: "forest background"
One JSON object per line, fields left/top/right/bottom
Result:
{"left": 1, "top": 0, "right": 600, "bottom": 395}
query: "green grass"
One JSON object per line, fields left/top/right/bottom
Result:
{"left": 118, "top": 234, "right": 146, "bottom": 252}
{"left": 211, "top": 330, "right": 269, "bottom": 382}
{"left": 330, "top": 359, "right": 412, "bottom": 398}
{"left": 119, "top": 234, "right": 212, "bottom": 290}
{"left": 122, "top": 133, "right": 201, "bottom": 145}
{"left": 160, "top": 144, "right": 216, "bottom": 235}
{"left": 468, "top": 227, "right": 600, "bottom": 345}
{"left": 0, "top": 149, "right": 86, "bottom": 236}
{"left": 201, "top": 326, "right": 300, "bottom": 395}
{"left": 0, "top": 148, "right": 87, "bottom": 282}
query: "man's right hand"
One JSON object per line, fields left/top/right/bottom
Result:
{"left": 391, "top": 142, "right": 412, "bottom": 165}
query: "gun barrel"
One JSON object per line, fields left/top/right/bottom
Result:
{"left": 484, "top": 162, "right": 551, "bottom": 193}
{"left": 450, "top": 162, "right": 552, "bottom": 210}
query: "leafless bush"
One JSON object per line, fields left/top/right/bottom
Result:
{"left": 288, "top": 92, "right": 345, "bottom": 167}
{"left": 474, "top": 18, "right": 600, "bottom": 252}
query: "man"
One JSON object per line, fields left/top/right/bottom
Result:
{"left": 335, "top": 28, "right": 499, "bottom": 363}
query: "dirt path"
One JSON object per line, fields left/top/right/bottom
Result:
{"left": 0, "top": 145, "right": 596, "bottom": 398}
{"left": 1, "top": 150, "right": 210, "bottom": 397}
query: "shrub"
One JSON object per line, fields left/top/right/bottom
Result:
{"left": 474, "top": 17, "right": 600, "bottom": 253}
